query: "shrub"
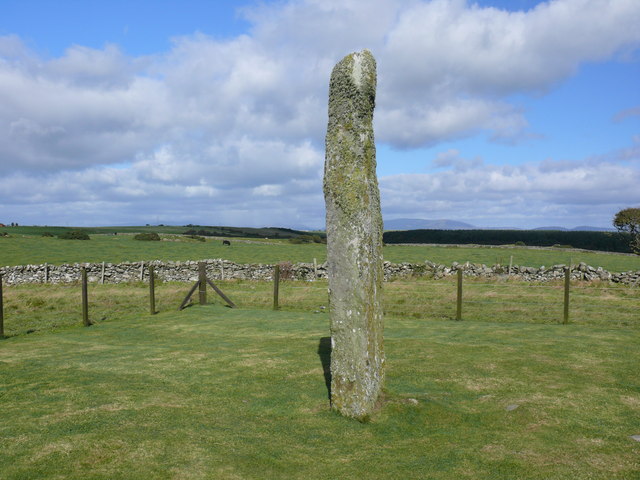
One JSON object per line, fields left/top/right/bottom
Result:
{"left": 514, "top": 241, "right": 526, "bottom": 247}
{"left": 41, "top": 232, "right": 55, "bottom": 237}
{"left": 58, "top": 230, "right": 90, "bottom": 240}
{"left": 134, "top": 232, "right": 161, "bottom": 241}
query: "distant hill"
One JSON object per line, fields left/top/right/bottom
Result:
{"left": 533, "top": 226, "right": 568, "bottom": 231}
{"left": 383, "top": 220, "right": 615, "bottom": 232}
{"left": 384, "top": 218, "right": 475, "bottom": 230}
{"left": 534, "top": 226, "right": 615, "bottom": 232}
{"left": 571, "top": 226, "right": 616, "bottom": 232}
{"left": 183, "top": 225, "right": 324, "bottom": 240}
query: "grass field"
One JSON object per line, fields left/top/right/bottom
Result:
{"left": 2, "top": 233, "right": 640, "bottom": 272}
{"left": 1, "top": 303, "right": 639, "bottom": 479}
{"left": 2, "top": 231, "right": 639, "bottom": 478}
{"left": 2, "top": 278, "right": 639, "bottom": 337}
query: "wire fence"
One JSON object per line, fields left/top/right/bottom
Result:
{"left": 451, "top": 272, "right": 639, "bottom": 326}
{"left": 1, "top": 263, "right": 638, "bottom": 338}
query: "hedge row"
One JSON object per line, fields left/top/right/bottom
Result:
{"left": 382, "top": 229, "right": 634, "bottom": 253}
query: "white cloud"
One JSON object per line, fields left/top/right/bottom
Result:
{"left": 253, "top": 184, "right": 284, "bottom": 197}
{"left": 46, "top": 44, "right": 140, "bottom": 88}
{"left": 381, "top": 141, "right": 640, "bottom": 227}
{"left": 377, "top": 0, "right": 640, "bottom": 145}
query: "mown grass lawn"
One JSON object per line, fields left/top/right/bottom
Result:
{"left": 1, "top": 304, "right": 639, "bottom": 479}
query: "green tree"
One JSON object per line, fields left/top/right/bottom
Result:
{"left": 613, "top": 207, "right": 640, "bottom": 254}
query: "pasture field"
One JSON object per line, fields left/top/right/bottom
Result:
{"left": 1, "top": 278, "right": 639, "bottom": 337}
{"left": 2, "top": 232, "right": 640, "bottom": 272}
{"left": 1, "top": 302, "right": 639, "bottom": 479}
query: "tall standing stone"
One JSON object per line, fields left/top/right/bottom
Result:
{"left": 323, "top": 49, "right": 384, "bottom": 420}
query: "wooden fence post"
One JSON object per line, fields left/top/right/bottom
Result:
{"left": 273, "top": 264, "right": 280, "bottom": 310}
{"left": 563, "top": 267, "right": 570, "bottom": 324}
{"left": 149, "top": 266, "right": 156, "bottom": 315}
{"left": 313, "top": 258, "right": 318, "bottom": 280}
{"left": 101, "top": 261, "right": 105, "bottom": 284}
{"left": 0, "top": 274, "right": 4, "bottom": 338}
{"left": 456, "top": 268, "right": 463, "bottom": 321}
{"left": 198, "top": 262, "right": 207, "bottom": 305}
{"left": 81, "top": 267, "right": 90, "bottom": 326}
{"left": 509, "top": 255, "right": 513, "bottom": 277}
{"left": 180, "top": 266, "right": 235, "bottom": 310}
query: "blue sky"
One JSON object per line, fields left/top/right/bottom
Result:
{"left": 1, "top": 0, "right": 639, "bottom": 229}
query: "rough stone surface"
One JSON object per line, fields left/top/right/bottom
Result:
{"left": 1, "top": 260, "right": 638, "bottom": 286}
{"left": 323, "top": 50, "right": 384, "bottom": 419}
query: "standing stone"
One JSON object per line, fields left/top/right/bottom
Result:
{"left": 323, "top": 49, "right": 384, "bottom": 420}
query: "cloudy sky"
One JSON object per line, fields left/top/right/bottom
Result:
{"left": 1, "top": 0, "right": 639, "bottom": 229}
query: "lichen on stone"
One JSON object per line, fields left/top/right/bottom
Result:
{"left": 323, "top": 49, "right": 384, "bottom": 420}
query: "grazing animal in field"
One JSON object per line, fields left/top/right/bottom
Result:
{"left": 223, "top": 240, "right": 231, "bottom": 246}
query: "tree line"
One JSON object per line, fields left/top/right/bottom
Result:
{"left": 383, "top": 229, "right": 634, "bottom": 253}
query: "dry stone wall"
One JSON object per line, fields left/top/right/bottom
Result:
{"left": 384, "top": 261, "right": 640, "bottom": 285}
{"left": 1, "top": 259, "right": 638, "bottom": 286}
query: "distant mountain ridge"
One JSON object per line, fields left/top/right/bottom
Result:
{"left": 383, "top": 218, "right": 615, "bottom": 232}
{"left": 534, "top": 225, "right": 616, "bottom": 232}
{"left": 384, "top": 218, "right": 476, "bottom": 230}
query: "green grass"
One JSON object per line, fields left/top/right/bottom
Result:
{"left": 2, "top": 228, "right": 638, "bottom": 478}
{"left": 1, "top": 225, "right": 190, "bottom": 236}
{"left": 1, "top": 303, "right": 639, "bottom": 479}
{"left": 384, "top": 244, "right": 640, "bottom": 273}
{"left": 2, "top": 277, "right": 638, "bottom": 337}
{"left": 2, "top": 234, "right": 640, "bottom": 272}
{"left": 0, "top": 234, "right": 326, "bottom": 266}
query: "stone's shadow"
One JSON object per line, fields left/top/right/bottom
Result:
{"left": 317, "top": 337, "right": 332, "bottom": 401}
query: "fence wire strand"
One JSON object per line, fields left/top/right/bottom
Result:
{"left": 465, "top": 300, "right": 562, "bottom": 307}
